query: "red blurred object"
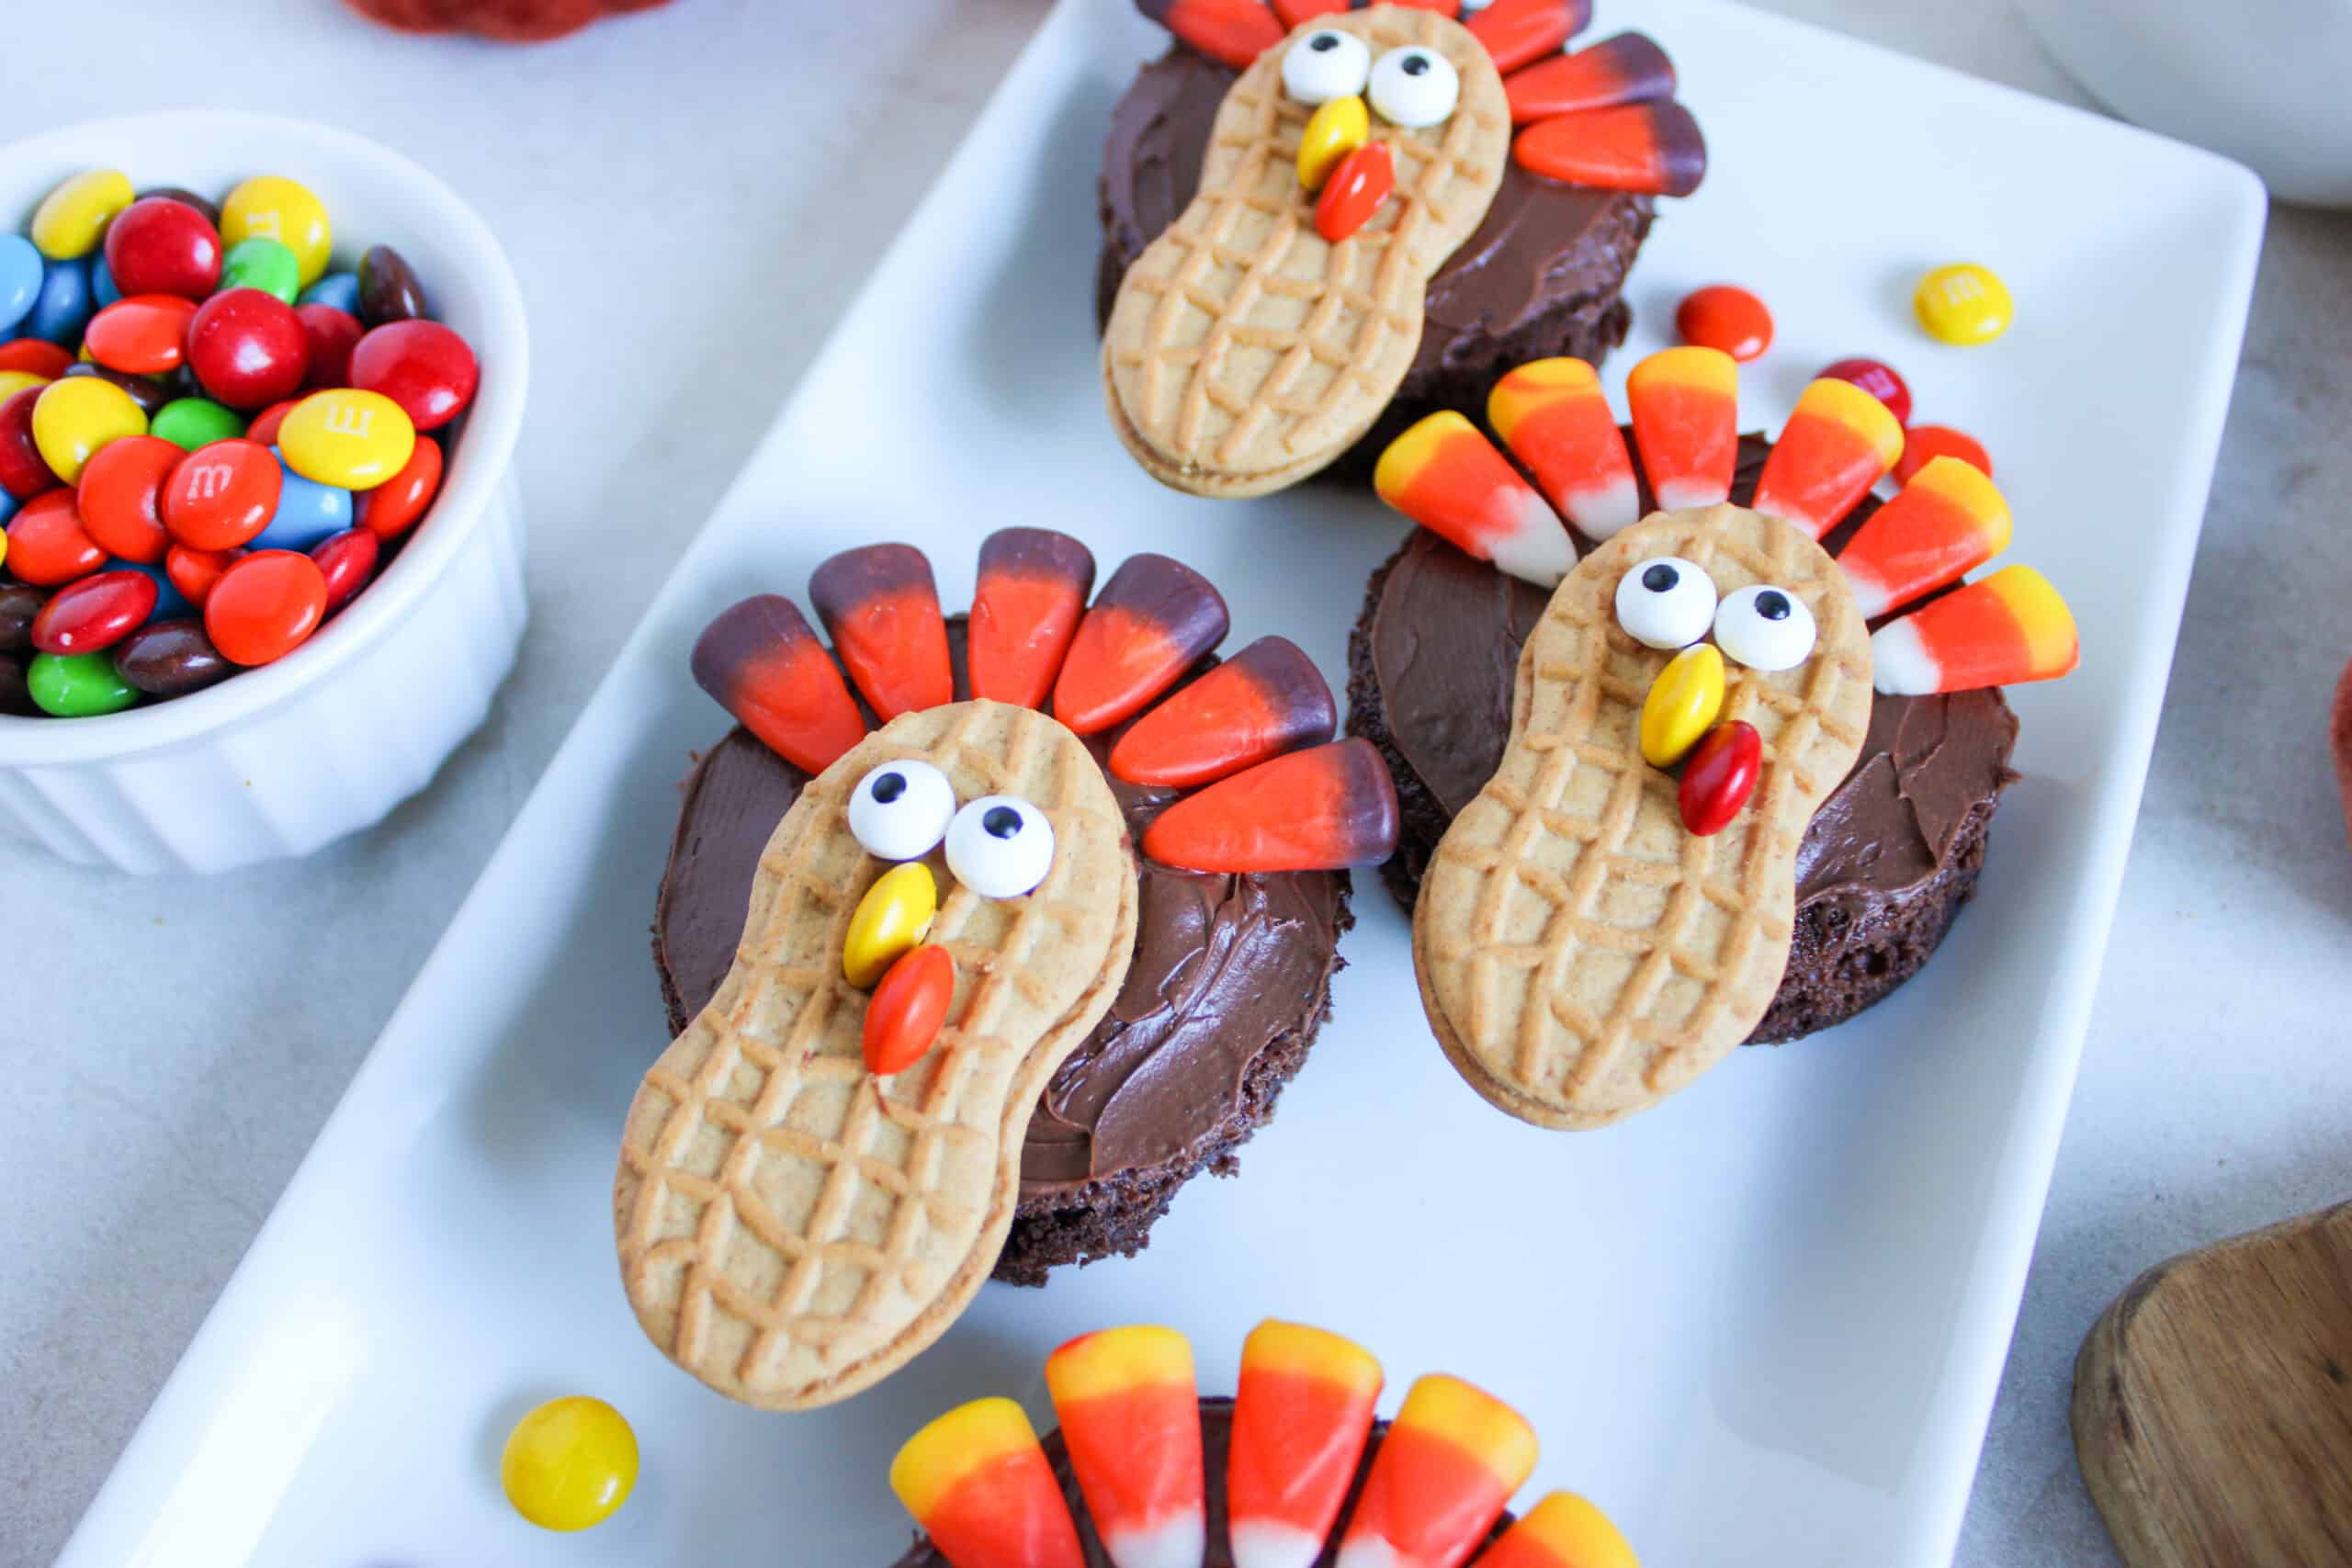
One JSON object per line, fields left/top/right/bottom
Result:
{"left": 341, "top": 0, "right": 671, "bottom": 42}
{"left": 2334, "top": 655, "right": 2352, "bottom": 850}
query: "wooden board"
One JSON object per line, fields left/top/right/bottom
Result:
{"left": 2073, "top": 1200, "right": 2352, "bottom": 1567}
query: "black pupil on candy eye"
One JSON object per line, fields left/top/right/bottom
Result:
{"left": 871, "top": 772, "right": 906, "bottom": 804}
{"left": 983, "top": 807, "right": 1023, "bottom": 839}
{"left": 1311, "top": 32, "right": 1339, "bottom": 50}
{"left": 1643, "top": 564, "right": 1679, "bottom": 592}
{"left": 1402, "top": 53, "right": 1430, "bottom": 74}
{"left": 1756, "top": 591, "right": 1792, "bottom": 621}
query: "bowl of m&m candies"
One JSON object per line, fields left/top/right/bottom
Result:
{"left": 0, "top": 113, "right": 526, "bottom": 874}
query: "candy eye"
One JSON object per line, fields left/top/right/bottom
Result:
{"left": 1283, "top": 28, "right": 1372, "bottom": 104}
{"left": 1714, "top": 584, "right": 1817, "bottom": 671}
{"left": 1614, "top": 556, "right": 1718, "bottom": 649}
{"left": 945, "top": 795, "right": 1057, "bottom": 899}
{"left": 1368, "top": 46, "right": 1459, "bottom": 128}
{"left": 848, "top": 760, "right": 956, "bottom": 862}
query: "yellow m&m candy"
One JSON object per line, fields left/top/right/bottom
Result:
{"left": 220, "top": 175, "right": 334, "bottom": 289}
{"left": 31, "top": 377, "right": 146, "bottom": 486}
{"left": 30, "top": 169, "right": 132, "bottom": 260}
{"left": 279, "top": 389, "right": 415, "bottom": 490}
{"left": 0, "top": 370, "right": 51, "bottom": 402}
{"left": 500, "top": 1395, "right": 638, "bottom": 1532}
{"left": 1915, "top": 263, "right": 2013, "bottom": 345}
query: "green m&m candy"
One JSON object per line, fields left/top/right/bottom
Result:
{"left": 220, "top": 237, "right": 300, "bottom": 304}
{"left": 150, "top": 397, "right": 245, "bottom": 452}
{"left": 28, "top": 651, "right": 139, "bottom": 717}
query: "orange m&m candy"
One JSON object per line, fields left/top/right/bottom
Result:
{"left": 77, "top": 434, "right": 183, "bottom": 564}
{"left": 1674, "top": 284, "right": 1772, "bottom": 362}
{"left": 163, "top": 438, "right": 282, "bottom": 551}
{"left": 204, "top": 549, "right": 326, "bottom": 666}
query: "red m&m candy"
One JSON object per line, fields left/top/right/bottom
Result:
{"left": 164, "top": 542, "right": 243, "bottom": 608}
{"left": 205, "top": 548, "right": 326, "bottom": 666}
{"left": 30, "top": 569, "right": 157, "bottom": 655}
{"left": 85, "top": 294, "right": 199, "bottom": 377}
{"left": 348, "top": 319, "right": 478, "bottom": 431}
{"left": 0, "top": 385, "right": 58, "bottom": 500}
{"left": 246, "top": 399, "right": 298, "bottom": 449}
{"left": 0, "top": 340, "right": 74, "bottom": 379}
{"left": 296, "top": 304, "right": 365, "bottom": 389}
{"left": 103, "top": 196, "right": 222, "bottom": 299}
{"left": 77, "top": 434, "right": 184, "bottom": 564}
{"left": 310, "top": 527, "right": 380, "bottom": 614}
{"left": 186, "top": 288, "right": 310, "bottom": 410}
{"left": 1816, "top": 356, "right": 1911, "bottom": 426}
{"left": 162, "top": 438, "right": 282, "bottom": 551}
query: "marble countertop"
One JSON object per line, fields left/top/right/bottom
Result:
{"left": 6, "top": 1, "right": 2348, "bottom": 1562}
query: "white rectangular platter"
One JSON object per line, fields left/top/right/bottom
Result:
{"left": 60, "top": 2, "right": 2262, "bottom": 1563}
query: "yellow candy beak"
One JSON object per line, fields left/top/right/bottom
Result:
{"left": 1297, "top": 96, "right": 1370, "bottom": 192}
{"left": 1639, "top": 643, "right": 1725, "bottom": 769}
{"left": 843, "top": 862, "right": 938, "bottom": 988}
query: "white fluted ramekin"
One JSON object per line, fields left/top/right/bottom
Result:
{"left": 0, "top": 112, "right": 528, "bottom": 874}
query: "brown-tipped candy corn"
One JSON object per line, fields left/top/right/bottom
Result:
{"left": 1487, "top": 356, "right": 1638, "bottom": 542}
{"left": 1138, "top": 0, "right": 1283, "bottom": 70}
{"left": 1335, "top": 1374, "right": 1538, "bottom": 1568}
{"left": 890, "top": 1398, "right": 1085, "bottom": 1568}
{"left": 1228, "top": 1321, "right": 1384, "bottom": 1568}
{"left": 1625, "top": 347, "right": 1737, "bottom": 511}
{"left": 970, "top": 527, "right": 1095, "bottom": 710}
{"left": 1271, "top": 0, "right": 1347, "bottom": 22}
{"left": 864, "top": 943, "right": 955, "bottom": 1077}
{"left": 1836, "top": 456, "right": 2012, "bottom": 619}
{"left": 1467, "top": 0, "right": 1592, "bottom": 73}
{"left": 1470, "top": 1493, "right": 1639, "bottom": 1568}
{"left": 808, "top": 543, "right": 954, "bottom": 720}
{"left": 1375, "top": 411, "right": 1573, "bottom": 586}
{"left": 1141, "top": 738, "right": 1398, "bottom": 874}
{"left": 1045, "top": 1327, "right": 1205, "bottom": 1568}
{"left": 1053, "top": 553, "right": 1229, "bottom": 736}
{"left": 1109, "top": 636, "right": 1336, "bottom": 788}
{"left": 690, "top": 594, "right": 869, "bottom": 774}
{"left": 1751, "top": 377, "right": 1905, "bottom": 541}
{"left": 1514, "top": 100, "right": 1706, "bottom": 197}
{"left": 1870, "top": 564, "right": 2076, "bottom": 695}
{"left": 1504, "top": 32, "right": 1675, "bottom": 123}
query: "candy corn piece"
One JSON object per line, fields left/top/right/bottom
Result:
{"left": 1487, "top": 357, "right": 1638, "bottom": 542}
{"left": 1142, "top": 738, "right": 1398, "bottom": 873}
{"left": 1272, "top": 0, "right": 1348, "bottom": 22}
{"left": 1467, "top": 0, "right": 1593, "bottom": 73}
{"left": 1504, "top": 33, "right": 1675, "bottom": 123}
{"left": 1750, "top": 378, "right": 1905, "bottom": 541}
{"left": 1472, "top": 1493, "right": 1639, "bottom": 1568}
{"left": 1335, "top": 1374, "right": 1539, "bottom": 1568}
{"left": 1054, "top": 553, "right": 1230, "bottom": 735}
{"left": 808, "top": 543, "right": 954, "bottom": 720}
{"left": 970, "top": 526, "right": 1096, "bottom": 710}
{"left": 1625, "top": 347, "right": 1737, "bottom": 511}
{"left": 890, "top": 1397, "right": 1085, "bottom": 1568}
{"left": 1836, "top": 457, "right": 2012, "bottom": 619}
{"left": 1045, "top": 1326, "right": 1205, "bottom": 1568}
{"left": 1227, "top": 1321, "right": 1384, "bottom": 1568}
{"left": 1871, "top": 564, "right": 2077, "bottom": 694}
{"left": 1140, "top": 0, "right": 1284, "bottom": 70}
{"left": 1108, "top": 635, "right": 1337, "bottom": 787}
{"left": 690, "top": 594, "right": 868, "bottom": 774}
{"left": 1514, "top": 102, "right": 1706, "bottom": 197}
{"left": 1375, "top": 412, "right": 1574, "bottom": 587}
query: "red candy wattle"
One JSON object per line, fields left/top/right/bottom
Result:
{"left": 348, "top": 318, "right": 479, "bottom": 431}
{"left": 1316, "top": 141, "right": 1394, "bottom": 244}
{"left": 102, "top": 197, "right": 222, "bottom": 299}
{"left": 341, "top": 0, "right": 670, "bottom": 41}
{"left": 185, "top": 288, "right": 311, "bottom": 410}
{"left": 1678, "top": 720, "right": 1760, "bottom": 836}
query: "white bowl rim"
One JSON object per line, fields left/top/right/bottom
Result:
{"left": 0, "top": 109, "right": 528, "bottom": 767}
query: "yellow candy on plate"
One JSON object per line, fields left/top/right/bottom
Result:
{"left": 278, "top": 389, "right": 415, "bottom": 490}
{"left": 30, "top": 169, "right": 132, "bottom": 260}
{"left": 501, "top": 1395, "right": 639, "bottom": 1532}
{"left": 1915, "top": 263, "right": 2013, "bottom": 345}
{"left": 30, "top": 376, "right": 146, "bottom": 486}
{"left": 220, "top": 175, "right": 334, "bottom": 289}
